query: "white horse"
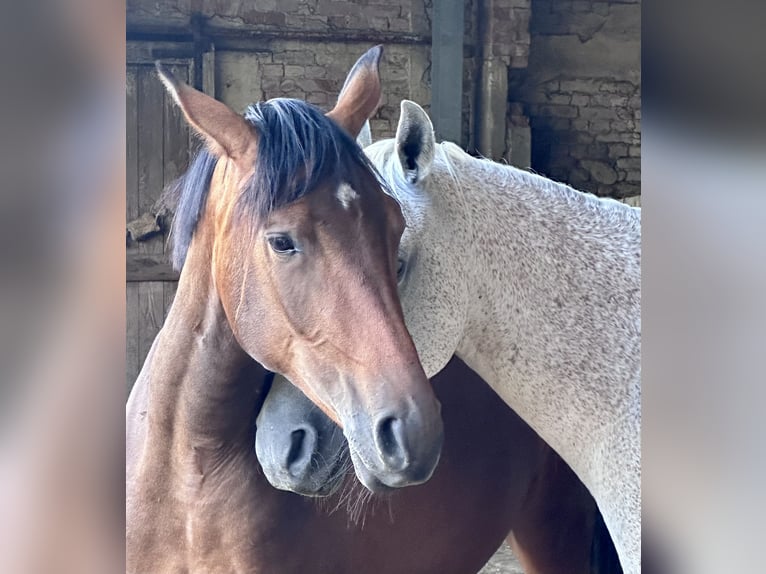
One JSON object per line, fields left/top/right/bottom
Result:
{"left": 364, "top": 101, "right": 641, "bottom": 574}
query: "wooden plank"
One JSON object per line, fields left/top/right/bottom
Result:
{"left": 127, "top": 68, "right": 139, "bottom": 223}
{"left": 138, "top": 281, "right": 167, "bottom": 367}
{"left": 201, "top": 50, "right": 215, "bottom": 96}
{"left": 127, "top": 253, "right": 179, "bottom": 282}
{"left": 126, "top": 283, "right": 141, "bottom": 391}
{"left": 126, "top": 67, "right": 141, "bottom": 389}
{"left": 137, "top": 65, "right": 169, "bottom": 366}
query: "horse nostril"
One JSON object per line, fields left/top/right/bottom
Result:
{"left": 374, "top": 416, "right": 408, "bottom": 471}
{"left": 286, "top": 427, "right": 313, "bottom": 477}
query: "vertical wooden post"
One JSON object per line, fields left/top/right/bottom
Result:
{"left": 431, "top": 0, "right": 464, "bottom": 144}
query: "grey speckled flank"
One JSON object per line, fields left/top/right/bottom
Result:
{"left": 365, "top": 100, "right": 641, "bottom": 574}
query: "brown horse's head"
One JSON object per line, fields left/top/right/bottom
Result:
{"left": 158, "top": 47, "right": 442, "bottom": 490}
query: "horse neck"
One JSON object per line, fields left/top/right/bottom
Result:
{"left": 128, "top": 227, "right": 260, "bottom": 466}
{"left": 440, "top": 147, "right": 641, "bottom": 477}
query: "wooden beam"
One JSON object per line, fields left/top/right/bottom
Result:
{"left": 127, "top": 23, "right": 430, "bottom": 47}
{"left": 431, "top": 0, "right": 465, "bottom": 144}
{"left": 127, "top": 254, "right": 179, "bottom": 282}
{"left": 127, "top": 41, "right": 195, "bottom": 64}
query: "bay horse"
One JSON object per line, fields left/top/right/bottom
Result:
{"left": 351, "top": 101, "right": 641, "bottom": 573}
{"left": 128, "top": 331, "right": 617, "bottom": 572}
{"left": 257, "top": 359, "right": 623, "bottom": 574}
{"left": 137, "top": 46, "right": 445, "bottom": 493}
{"left": 127, "top": 46, "right": 522, "bottom": 574}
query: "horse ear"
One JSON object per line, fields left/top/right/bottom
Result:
{"left": 327, "top": 46, "right": 383, "bottom": 138}
{"left": 156, "top": 62, "right": 254, "bottom": 160}
{"left": 357, "top": 120, "right": 373, "bottom": 148}
{"left": 395, "top": 100, "right": 435, "bottom": 184}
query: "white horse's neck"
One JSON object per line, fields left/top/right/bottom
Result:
{"left": 439, "top": 144, "right": 641, "bottom": 483}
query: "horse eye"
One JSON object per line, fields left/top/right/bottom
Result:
{"left": 268, "top": 235, "right": 296, "bottom": 254}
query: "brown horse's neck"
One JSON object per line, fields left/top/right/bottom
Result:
{"left": 140, "top": 226, "right": 263, "bottom": 458}
{"left": 127, "top": 226, "right": 270, "bottom": 574}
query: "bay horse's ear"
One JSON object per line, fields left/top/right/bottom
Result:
{"left": 156, "top": 62, "right": 254, "bottom": 160}
{"left": 327, "top": 46, "right": 383, "bottom": 138}
{"left": 395, "top": 100, "right": 435, "bottom": 184}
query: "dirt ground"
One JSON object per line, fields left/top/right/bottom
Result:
{"left": 478, "top": 542, "right": 524, "bottom": 574}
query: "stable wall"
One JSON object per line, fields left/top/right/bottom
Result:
{"left": 517, "top": 0, "right": 641, "bottom": 198}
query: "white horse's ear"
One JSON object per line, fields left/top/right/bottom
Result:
{"left": 357, "top": 120, "right": 373, "bottom": 148}
{"left": 395, "top": 100, "right": 435, "bottom": 184}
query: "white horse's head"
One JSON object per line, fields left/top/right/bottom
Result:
{"left": 365, "top": 101, "right": 473, "bottom": 378}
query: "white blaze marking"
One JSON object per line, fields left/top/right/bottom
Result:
{"left": 336, "top": 183, "right": 358, "bottom": 209}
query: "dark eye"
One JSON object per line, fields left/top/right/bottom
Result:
{"left": 268, "top": 235, "right": 296, "bottom": 254}
{"left": 396, "top": 258, "right": 407, "bottom": 281}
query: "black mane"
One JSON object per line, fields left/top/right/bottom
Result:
{"left": 167, "top": 98, "right": 384, "bottom": 271}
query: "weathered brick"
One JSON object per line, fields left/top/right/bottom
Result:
{"left": 616, "top": 158, "right": 641, "bottom": 170}
{"left": 600, "top": 81, "right": 637, "bottom": 94}
{"left": 240, "top": 10, "right": 286, "bottom": 26}
{"left": 595, "top": 132, "right": 629, "bottom": 143}
{"left": 302, "top": 66, "right": 328, "bottom": 79}
{"left": 586, "top": 142, "right": 609, "bottom": 157}
{"left": 591, "top": 94, "right": 628, "bottom": 107}
{"left": 284, "top": 65, "right": 305, "bottom": 77}
{"left": 571, "top": 94, "right": 590, "bottom": 106}
{"left": 389, "top": 17, "right": 412, "bottom": 31}
{"left": 579, "top": 106, "right": 617, "bottom": 121}
{"left": 549, "top": 118, "right": 571, "bottom": 130}
{"left": 306, "top": 92, "right": 329, "bottom": 106}
{"left": 610, "top": 119, "right": 635, "bottom": 132}
{"left": 608, "top": 143, "right": 629, "bottom": 158}
{"left": 315, "top": 0, "right": 363, "bottom": 16}
{"left": 273, "top": 51, "right": 316, "bottom": 65}
{"left": 370, "top": 16, "right": 389, "bottom": 30}
{"left": 261, "top": 78, "right": 282, "bottom": 93}
{"left": 370, "top": 118, "right": 392, "bottom": 136}
{"left": 261, "top": 64, "right": 284, "bottom": 78}
{"left": 580, "top": 160, "right": 617, "bottom": 184}
{"left": 569, "top": 167, "right": 591, "bottom": 184}
{"left": 547, "top": 93, "right": 572, "bottom": 105}
{"left": 571, "top": 118, "right": 590, "bottom": 131}
{"left": 560, "top": 79, "right": 601, "bottom": 93}
{"left": 589, "top": 119, "right": 611, "bottom": 133}
{"left": 540, "top": 105, "right": 578, "bottom": 118}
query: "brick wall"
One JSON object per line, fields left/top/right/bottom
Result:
{"left": 127, "top": 0, "right": 431, "bottom": 37}
{"left": 128, "top": 0, "right": 638, "bottom": 198}
{"left": 518, "top": 0, "right": 641, "bottom": 198}
{"left": 127, "top": 0, "right": 532, "bottom": 146}
{"left": 214, "top": 42, "right": 430, "bottom": 140}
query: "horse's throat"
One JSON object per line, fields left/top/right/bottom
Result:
{"left": 131, "top": 245, "right": 264, "bottom": 479}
